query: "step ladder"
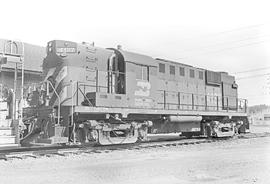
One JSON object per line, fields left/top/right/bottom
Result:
{"left": 0, "top": 101, "right": 19, "bottom": 148}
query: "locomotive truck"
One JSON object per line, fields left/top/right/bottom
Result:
{"left": 21, "top": 40, "right": 249, "bottom": 145}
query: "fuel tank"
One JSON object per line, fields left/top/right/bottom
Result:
{"left": 168, "top": 115, "right": 202, "bottom": 123}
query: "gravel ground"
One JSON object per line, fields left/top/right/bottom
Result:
{"left": 0, "top": 125, "right": 269, "bottom": 184}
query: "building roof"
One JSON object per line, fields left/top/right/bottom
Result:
{"left": 0, "top": 39, "right": 45, "bottom": 73}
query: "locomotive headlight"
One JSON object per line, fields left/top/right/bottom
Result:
{"left": 47, "top": 42, "right": 53, "bottom": 53}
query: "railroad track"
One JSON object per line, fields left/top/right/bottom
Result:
{"left": 0, "top": 132, "right": 269, "bottom": 161}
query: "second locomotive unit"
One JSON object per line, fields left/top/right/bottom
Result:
{"left": 22, "top": 40, "right": 249, "bottom": 145}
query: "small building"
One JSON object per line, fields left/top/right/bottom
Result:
{"left": 0, "top": 39, "right": 45, "bottom": 100}
{"left": 0, "top": 39, "right": 45, "bottom": 148}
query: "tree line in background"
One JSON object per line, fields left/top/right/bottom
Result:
{"left": 248, "top": 104, "right": 270, "bottom": 114}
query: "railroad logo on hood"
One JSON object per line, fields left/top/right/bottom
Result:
{"left": 134, "top": 81, "right": 151, "bottom": 97}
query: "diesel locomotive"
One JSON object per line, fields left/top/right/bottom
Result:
{"left": 21, "top": 40, "right": 249, "bottom": 145}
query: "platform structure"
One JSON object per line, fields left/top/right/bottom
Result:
{"left": 0, "top": 101, "right": 19, "bottom": 148}
{"left": 0, "top": 40, "right": 24, "bottom": 148}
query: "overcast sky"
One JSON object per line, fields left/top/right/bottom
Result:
{"left": 1, "top": 0, "right": 269, "bottom": 105}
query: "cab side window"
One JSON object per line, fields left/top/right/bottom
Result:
{"left": 135, "top": 64, "right": 149, "bottom": 81}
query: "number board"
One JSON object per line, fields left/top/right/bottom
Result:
{"left": 56, "top": 47, "right": 76, "bottom": 53}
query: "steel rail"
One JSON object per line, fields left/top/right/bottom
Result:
{"left": 0, "top": 132, "right": 269, "bottom": 161}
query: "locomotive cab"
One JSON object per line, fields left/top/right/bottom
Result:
{"left": 107, "top": 48, "right": 126, "bottom": 94}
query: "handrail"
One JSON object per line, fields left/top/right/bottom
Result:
{"left": 46, "top": 80, "right": 61, "bottom": 125}
{"left": 71, "top": 77, "right": 247, "bottom": 113}
{"left": 71, "top": 81, "right": 75, "bottom": 143}
{"left": 157, "top": 89, "right": 247, "bottom": 100}
{"left": 78, "top": 86, "right": 93, "bottom": 106}
{"left": 159, "top": 90, "right": 247, "bottom": 113}
{"left": 107, "top": 70, "right": 126, "bottom": 75}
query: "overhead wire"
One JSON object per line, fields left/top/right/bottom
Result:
{"left": 236, "top": 73, "right": 270, "bottom": 80}
{"left": 173, "top": 24, "right": 269, "bottom": 60}
{"left": 182, "top": 34, "right": 270, "bottom": 52}
{"left": 176, "top": 24, "right": 269, "bottom": 104}
{"left": 183, "top": 40, "right": 270, "bottom": 59}
{"left": 233, "top": 67, "right": 270, "bottom": 74}
{"left": 178, "top": 24, "right": 264, "bottom": 42}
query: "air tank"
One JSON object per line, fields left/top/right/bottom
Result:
{"left": 168, "top": 115, "right": 202, "bottom": 123}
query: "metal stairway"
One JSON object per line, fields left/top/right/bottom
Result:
{"left": 0, "top": 101, "right": 19, "bottom": 148}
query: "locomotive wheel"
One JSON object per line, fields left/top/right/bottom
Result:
{"left": 88, "top": 129, "right": 98, "bottom": 141}
{"left": 97, "top": 129, "right": 139, "bottom": 145}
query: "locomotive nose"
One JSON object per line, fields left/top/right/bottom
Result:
{"left": 47, "top": 40, "right": 77, "bottom": 56}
